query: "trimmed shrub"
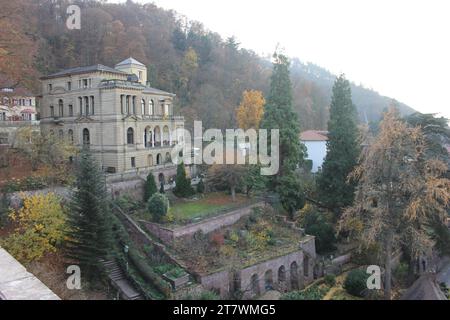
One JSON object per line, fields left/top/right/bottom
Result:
{"left": 143, "top": 173, "right": 158, "bottom": 202}
{"left": 324, "top": 274, "right": 336, "bottom": 287}
{"left": 343, "top": 269, "right": 369, "bottom": 297}
{"left": 196, "top": 178, "right": 205, "bottom": 193}
{"left": 147, "top": 193, "right": 169, "bottom": 222}
{"left": 173, "top": 162, "right": 194, "bottom": 198}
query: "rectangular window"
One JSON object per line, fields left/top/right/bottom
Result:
{"left": 138, "top": 71, "right": 142, "bottom": 80}
{"left": 83, "top": 79, "right": 88, "bottom": 88}
{"left": 84, "top": 97, "right": 89, "bottom": 115}
{"left": 78, "top": 97, "right": 83, "bottom": 115}
{"left": 131, "top": 157, "right": 136, "bottom": 168}
{"left": 68, "top": 105, "right": 73, "bottom": 117}
{"left": 50, "top": 106, "right": 54, "bottom": 117}
{"left": 90, "top": 96, "right": 94, "bottom": 115}
{"left": 67, "top": 81, "right": 72, "bottom": 91}
{"left": 48, "top": 84, "right": 52, "bottom": 92}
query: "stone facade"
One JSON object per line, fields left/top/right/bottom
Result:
{"left": 39, "top": 58, "right": 184, "bottom": 177}
{"left": 198, "top": 236, "right": 316, "bottom": 299}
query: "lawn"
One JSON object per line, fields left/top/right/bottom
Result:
{"left": 169, "top": 192, "right": 253, "bottom": 223}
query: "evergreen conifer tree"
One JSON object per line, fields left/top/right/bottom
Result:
{"left": 173, "top": 162, "right": 194, "bottom": 197}
{"left": 318, "top": 74, "right": 360, "bottom": 213}
{"left": 260, "top": 52, "right": 307, "bottom": 217}
{"left": 66, "top": 149, "right": 113, "bottom": 279}
{"left": 143, "top": 172, "right": 158, "bottom": 202}
{"left": 260, "top": 52, "right": 307, "bottom": 185}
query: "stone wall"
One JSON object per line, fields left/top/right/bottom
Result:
{"left": 198, "top": 236, "right": 316, "bottom": 299}
{"left": 141, "top": 202, "right": 265, "bottom": 243}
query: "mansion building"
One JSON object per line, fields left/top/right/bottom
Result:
{"left": 40, "top": 57, "right": 184, "bottom": 181}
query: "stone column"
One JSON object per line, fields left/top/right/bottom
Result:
{"left": 151, "top": 130, "right": 155, "bottom": 147}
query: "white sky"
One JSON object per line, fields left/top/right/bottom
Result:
{"left": 112, "top": 0, "right": 450, "bottom": 119}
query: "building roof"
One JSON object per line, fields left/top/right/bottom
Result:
{"left": 300, "top": 130, "right": 329, "bottom": 141}
{"left": 20, "top": 108, "right": 36, "bottom": 114}
{"left": 143, "top": 86, "right": 175, "bottom": 97}
{"left": 115, "top": 57, "right": 145, "bottom": 67}
{"left": 41, "top": 64, "right": 127, "bottom": 79}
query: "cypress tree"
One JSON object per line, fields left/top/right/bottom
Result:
{"left": 318, "top": 74, "right": 360, "bottom": 213}
{"left": 65, "top": 149, "right": 113, "bottom": 279}
{"left": 173, "top": 162, "right": 194, "bottom": 197}
{"left": 143, "top": 172, "right": 158, "bottom": 202}
{"left": 260, "top": 52, "right": 307, "bottom": 219}
{"left": 260, "top": 52, "right": 307, "bottom": 185}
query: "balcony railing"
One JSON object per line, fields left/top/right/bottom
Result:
{"left": 141, "top": 115, "right": 184, "bottom": 121}
{"left": 0, "top": 120, "right": 40, "bottom": 127}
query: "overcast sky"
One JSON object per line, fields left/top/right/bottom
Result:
{"left": 113, "top": 0, "right": 450, "bottom": 119}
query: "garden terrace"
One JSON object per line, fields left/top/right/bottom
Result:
{"left": 167, "top": 192, "right": 258, "bottom": 226}
{"left": 170, "top": 207, "right": 311, "bottom": 275}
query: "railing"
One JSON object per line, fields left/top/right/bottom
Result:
{"left": 141, "top": 115, "right": 184, "bottom": 121}
{"left": 99, "top": 79, "right": 146, "bottom": 89}
{"left": 0, "top": 120, "right": 40, "bottom": 127}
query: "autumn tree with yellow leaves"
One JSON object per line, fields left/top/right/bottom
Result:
{"left": 236, "top": 90, "right": 265, "bottom": 130}
{"left": 339, "top": 108, "right": 450, "bottom": 299}
{"left": 1, "top": 193, "right": 67, "bottom": 263}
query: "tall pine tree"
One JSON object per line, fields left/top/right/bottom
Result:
{"left": 318, "top": 74, "right": 359, "bottom": 214}
{"left": 260, "top": 53, "right": 307, "bottom": 218}
{"left": 66, "top": 149, "right": 113, "bottom": 279}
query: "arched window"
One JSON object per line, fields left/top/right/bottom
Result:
{"left": 147, "top": 154, "right": 153, "bottom": 166}
{"left": 149, "top": 99, "right": 154, "bottom": 115}
{"left": 278, "top": 265, "right": 286, "bottom": 283}
{"left": 264, "top": 270, "right": 273, "bottom": 291}
{"left": 165, "top": 152, "right": 171, "bottom": 164}
{"left": 290, "top": 262, "right": 299, "bottom": 290}
{"left": 58, "top": 129, "right": 64, "bottom": 139}
{"left": 141, "top": 98, "right": 146, "bottom": 115}
{"left": 156, "top": 153, "right": 162, "bottom": 165}
{"left": 82, "top": 128, "right": 90, "bottom": 145}
{"left": 68, "top": 129, "right": 74, "bottom": 144}
{"left": 127, "top": 127, "right": 134, "bottom": 144}
{"left": 58, "top": 99, "right": 63, "bottom": 117}
{"left": 303, "top": 255, "right": 309, "bottom": 278}
{"left": 251, "top": 274, "right": 260, "bottom": 296}
{"left": 163, "top": 126, "right": 170, "bottom": 146}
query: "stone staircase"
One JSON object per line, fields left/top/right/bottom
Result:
{"left": 101, "top": 260, "right": 144, "bottom": 300}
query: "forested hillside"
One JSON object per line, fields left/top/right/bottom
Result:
{"left": 0, "top": 0, "right": 414, "bottom": 130}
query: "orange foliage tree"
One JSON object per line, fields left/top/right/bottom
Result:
{"left": 236, "top": 90, "right": 265, "bottom": 130}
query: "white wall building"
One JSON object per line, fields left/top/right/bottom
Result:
{"left": 300, "top": 130, "right": 328, "bottom": 173}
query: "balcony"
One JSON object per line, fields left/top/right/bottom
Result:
{"left": 141, "top": 115, "right": 184, "bottom": 121}
{"left": 99, "top": 79, "right": 146, "bottom": 90}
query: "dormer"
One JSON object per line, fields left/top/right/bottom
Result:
{"left": 115, "top": 57, "right": 147, "bottom": 85}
